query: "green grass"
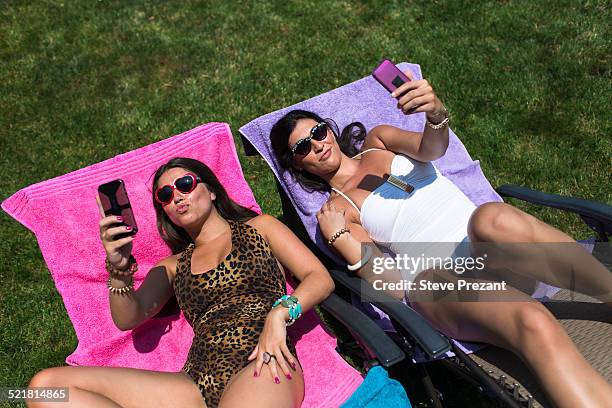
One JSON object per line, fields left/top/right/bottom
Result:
{"left": 1, "top": 0, "right": 610, "bottom": 406}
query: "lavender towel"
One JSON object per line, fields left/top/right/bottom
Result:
{"left": 239, "top": 62, "right": 560, "bottom": 360}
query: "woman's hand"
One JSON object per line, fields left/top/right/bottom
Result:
{"left": 316, "top": 201, "right": 347, "bottom": 240}
{"left": 248, "top": 307, "right": 297, "bottom": 383}
{"left": 392, "top": 70, "right": 446, "bottom": 121}
{"left": 96, "top": 195, "right": 134, "bottom": 271}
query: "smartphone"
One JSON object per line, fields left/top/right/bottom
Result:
{"left": 98, "top": 179, "right": 138, "bottom": 240}
{"left": 372, "top": 59, "right": 410, "bottom": 93}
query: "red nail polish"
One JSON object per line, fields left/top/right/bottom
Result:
{"left": 291, "top": 362, "right": 296, "bottom": 370}
{"left": 253, "top": 371, "right": 258, "bottom": 377}
{"left": 125, "top": 226, "right": 132, "bottom": 231}
{"left": 117, "top": 216, "right": 123, "bottom": 221}
{"left": 275, "top": 377, "right": 280, "bottom": 384}
{"left": 286, "top": 374, "right": 292, "bottom": 380}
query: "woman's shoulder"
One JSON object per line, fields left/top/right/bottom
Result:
{"left": 358, "top": 139, "right": 396, "bottom": 162}
{"left": 245, "top": 214, "right": 280, "bottom": 233}
{"left": 355, "top": 131, "right": 397, "bottom": 171}
{"left": 244, "top": 214, "right": 291, "bottom": 247}
{"left": 361, "top": 124, "right": 400, "bottom": 149}
{"left": 245, "top": 213, "right": 273, "bottom": 224}
{"left": 154, "top": 253, "right": 181, "bottom": 278}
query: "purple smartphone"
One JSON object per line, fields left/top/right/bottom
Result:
{"left": 98, "top": 179, "right": 138, "bottom": 240}
{"left": 372, "top": 59, "right": 410, "bottom": 93}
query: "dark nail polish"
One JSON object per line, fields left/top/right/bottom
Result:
{"left": 253, "top": 371, "right": 258, "bottom": 377}
{"left": 274, "top": 377, "right": 280, "bottom": 384}
{"left": 291, "top": 362, "right": 296, "bottom": 370}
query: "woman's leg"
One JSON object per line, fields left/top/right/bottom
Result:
{"left": 27, "top": 366, "right": 206, "bottom": 408}
{"left": 409, "top": 268, "right": 612, "bottom": 408}
{"left": 468, "top": 202, "right": 612, "bottom": 303}
{"left": 218, "top": 360, "right": 304, "bottom": 408}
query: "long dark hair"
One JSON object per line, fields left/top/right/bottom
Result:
{"left": 270, "top": 109, "right": 366, "bottom": 192}
{"left": 152, "top": 157, "right": 258, "bottom": 254}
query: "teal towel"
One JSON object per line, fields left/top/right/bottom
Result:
{"left": 340, "top": 366, "right": 411, "bottom": 407}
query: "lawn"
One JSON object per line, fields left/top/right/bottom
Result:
{"left": 1, "top": 1, "right": 610, "bottom": 407}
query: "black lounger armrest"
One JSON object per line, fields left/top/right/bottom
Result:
{"left": 320, "top": 293, "right": 406, "bottom": 368}
{"left": 497, "top": 184, "right": 612, "bottom": 240}
{"left": 240, "top": 133, "right": 260, "bottom": 157}
{"left": 329, "top": 268, "right": 451, "bottom": 359}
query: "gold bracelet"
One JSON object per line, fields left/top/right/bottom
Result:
{"left": 426, "top": 116, "right": 449, "bottom": 130}
{"left": 426, "top": 106, "right": 449, "bottom": 130}
{"left": 105, "top": 255, "right": 138, "bottom": 277}
{"left": 327, "top": 228, "right": 349, "bottom": 246}
{"left": 107, "top": 275, "right": 134, "bottom": 295}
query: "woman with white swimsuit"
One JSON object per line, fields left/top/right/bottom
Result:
{"left": 269, "top": 70, "right": 612, "bottom": 407}
{"left": 331, "top": 148, "right": 476, "bottom": 281}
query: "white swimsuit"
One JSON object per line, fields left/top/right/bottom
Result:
{"left": 332, "top": 149, "right": 477, "bottom": 280}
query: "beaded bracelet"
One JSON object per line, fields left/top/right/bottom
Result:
{"left": 273, "top": 295, "right": 302, "bottom": 326}
{"left": 105, "top": 255, "right": 138, "bottom": 277}
{"left": 327, "top": 228, "right": 349, "bottom": 246}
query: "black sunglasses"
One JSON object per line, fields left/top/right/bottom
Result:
{"left": 155, "top": 173, "right": 202, "bottom": 205}
{"left": 290, "top": 122, "right": 329, "bottom": 157}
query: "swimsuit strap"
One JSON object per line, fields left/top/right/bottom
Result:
{"left": 331, "top": 187, "right": 361, "bottom": 215}
{"left": 352, "top": 148, "right": 384, "bottom": 159}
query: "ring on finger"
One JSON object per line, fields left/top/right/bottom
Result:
{"left": 262, "top": 352, "right": 276, "bottom": 364}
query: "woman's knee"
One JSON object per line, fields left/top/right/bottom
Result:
{"left": 29, "top": 367, "right": 64, "bottom": 388}
{"left": 513, "top": 304, "right": 560, "bottom": 351}
{"left": 468, "top": 202, "right": 534, "bottom": 242}
{"left": 27, "top": 368, "right": 66, "bottom": 408}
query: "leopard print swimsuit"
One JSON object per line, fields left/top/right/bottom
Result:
{"left": 173, "top": 219, "right": 297, "bottom": 408}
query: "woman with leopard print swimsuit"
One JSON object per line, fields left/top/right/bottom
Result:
{"left": 175, "top": 219, "right": 299, "bottom": 406}
{"left": 28, "top": 158, "right": 334, "bottom": 408}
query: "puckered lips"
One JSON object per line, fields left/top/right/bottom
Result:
{"left": 175, "top": 203, "right": 190, "bottom": 214}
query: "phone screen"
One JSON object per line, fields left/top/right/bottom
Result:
{"left": 98, "top": 179, "right": 138, "bottom": 238}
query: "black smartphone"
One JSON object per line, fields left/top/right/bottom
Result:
{"left": 98, "top": 179, "right": 138, "bottom": 240}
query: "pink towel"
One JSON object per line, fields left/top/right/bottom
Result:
{"left": 2, "top": 123, "right": 362, "bottom": 407}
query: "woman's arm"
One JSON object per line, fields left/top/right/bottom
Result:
{"left": 316, "top": 202, "right": 405, "bottom": 300}
{"left": 253, "top": 214, "right": 335, "bottom": 314}
{"left": 247, "top": 214, "right": 335, "bottom": 381}
{"left": 97, "top": 195, "right": 176, "bottom": 331}
{"left": 362, "top": 72, "right": 450, "bottom": 162}
{"left": 108, "top": 259, "right": 176, "bottom": 331}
